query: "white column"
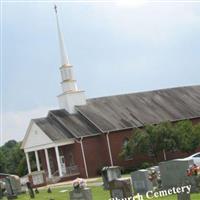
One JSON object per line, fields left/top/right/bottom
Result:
{"left": 44, "top": 149, "right": 52, "bottom": 178}
{"left": 25, "top": 152, "right": 31, "bottom": 174}
{"left": 106, "top": 132, "right": 114, "bottom": 166}
{"left": 35, "top": 150, "right": 40, "bottom": 171}
{"left": 55, "top": 146, "right": 63, "bottom": 177}
{"left": 80, "top": 138, "right": 89, "bottom": 178}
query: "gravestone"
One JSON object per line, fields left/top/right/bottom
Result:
{"left": 108, "top": 178, "right": 132, "bottom": 199}
{"left": 69, "top": 188, "right": 93, "bottom": 200}
{"left": 35, "top": 188, "right": 39, "bottom": 194}
{"left": 29, "top": 171, "right": 46, "bottom": 187}
{"left": 5, "top": 175, "right": 21, "bottom": 196}
{"left": 47, "top": 187, "right": 52, "bottom": 193}
{"left": 131, "top": 169, "right": 154, "bottom": 194}
{"left": 4, "top": 177, "right": 17, "bottom": 199}
{"left": 159, "top": 158, "right": 197, "bottom": 192}
{"left": 101, "top": 166, "right": 121, "bottom": 190}
{"left": 26, "top": 182, "right": 35, "bottom": 199}
{"left": 177, "top": 192, "right": 191, "bottom": 200}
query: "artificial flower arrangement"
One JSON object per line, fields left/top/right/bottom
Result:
{"left": 72, "top": 178, "right": 87, "bottom": 190}
{"left": 187, "top": 164, "right": 200, "bottom": 176}
{"left": 148, "top": 169, "right": 162, "bottom": 190}
{"left": 148, "top": 170, "right": 158, "bottom": 182}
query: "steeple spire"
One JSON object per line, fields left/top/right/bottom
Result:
{"left": 54, "top": 5, "right": 86, "bottom": 113}
{"left": 54, "top": 5, "right": 69, "bottom": 66}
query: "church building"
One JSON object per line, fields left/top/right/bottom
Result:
{"left": 21, "top": 7, "right": 200, "bottom": 183}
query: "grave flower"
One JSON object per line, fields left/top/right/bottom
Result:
{"left": 72, "top": 178, "right": 87, "bottom": 190}
{"left": 187, "top": 164, "right": 200, "bottom": 176}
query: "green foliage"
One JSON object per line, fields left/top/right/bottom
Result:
{"left": 0, "top": 140, "right": 29, "bottom": 176}
{"left": 139, "top": 162, "right": 154, "bottom": 169}
{"left": 121, "top": 120, "right": 200, "bottom": 162}
{"left": 174, "top": 120, "right": 200, "bottom": 153}
{"left": 0, "top": 150, "right": 5, "bottom": 172}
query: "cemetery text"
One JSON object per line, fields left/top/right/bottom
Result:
{"left": 108, "top": 184, "right": 191, "bottom": 200}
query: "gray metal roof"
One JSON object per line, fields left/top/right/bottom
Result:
{"left": 33, "top": 117, "right": 73, "bottom": 141}
{"left": 48, "top": 109, "right": 100, "bottom": 138}
{"left": 76, "top": 85, "right": 200, "bottom": 132}
{"left": 33, "top": 85, "right": 200, "bottom": 140}
{"left": 33, "top": 109, "right": 101, "bottom": 141}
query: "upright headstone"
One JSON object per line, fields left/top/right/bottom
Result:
{"left": 159, "top": 159, "right": 196, "bottom": 192}
{"left": 26, "top": 181, "right": 35, "bottom": 199}
{"left": 108, "top": 178, "right": 132, "bottom": 199}
{"left": 101, "top": 166, "right": 121, "bottom": 190}
{"left": 69, "top": 188, "right": 93, "bottom": 200}
{"left": 131, "top": 169, "right": 154, "bottom": 194}
{"left": 35, "top": 188, "right": 39, "bottom": 194}
{"left": 29, "top": 171, "right": 46, "bottom": 187}
{"left": 4, "top": 177, "right": 17, "bottom": 200}
{"left": 47, "top": 187, "right": 52, "bottom": 193}
{"left": 177, "top": 192, "right": 191, "bottom": 200}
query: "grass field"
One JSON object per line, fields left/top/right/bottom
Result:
{"left": 2, "top": 185, "right": 200, "bottom": 200}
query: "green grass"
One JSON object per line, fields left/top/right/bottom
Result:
{"left": 2, "top": 186, "right": 200, "bottom": 200}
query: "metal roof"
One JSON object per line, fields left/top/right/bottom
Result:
{"left": 76, "top": 85, "right": 200, "bottom": 132}
{"left": 33, "top": 85, "right": 200, "bottom": 139}
{"left": 48, "top": 109, "right": 101, "bottom": 138}
{"left": 33, "top": 117, "right": 73, "bottom": 141}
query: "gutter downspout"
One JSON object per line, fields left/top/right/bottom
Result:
{"left": 76, "top": 138, "right": 89, "bottom": 178}
{"left": 106, "top": 132, "right": 113, "bottom": 166}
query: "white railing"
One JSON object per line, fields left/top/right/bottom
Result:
{"left": 64, "top": 165, "right": 79, "bottom": 176}
{"left": 46, "top": 165, "right": 80, "bottom": 184}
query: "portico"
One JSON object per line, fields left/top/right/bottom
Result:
{"left": 21, "top": 120, "right": 80, "bottom": 180}
{"left": 25, "top": 146, "right": 67, "bottom": 178}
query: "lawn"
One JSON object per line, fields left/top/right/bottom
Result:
{"left": 2, "top": 185, "right": 200, "bottom": 200}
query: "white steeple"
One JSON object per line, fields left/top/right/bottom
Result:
{"left": 54, "top": 5, "right": 86, "bottom": 113}
{"left": 55, "top": 5, "right": 69, "bottom": 66}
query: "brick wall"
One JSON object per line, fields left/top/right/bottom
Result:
{"left": 37, "top": 117, "right": 200, "bottom": 179}
{"left": 82, "top": 134, "right": 111, "bottom": 177}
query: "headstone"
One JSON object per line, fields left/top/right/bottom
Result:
{"left": 35, "top": 188, "right": 39, "bottom": 194}
{"left": 101, "top": 166, "right": 121, "bottom": 190}
{"left": 177, "top": 192, "right": 191, "bottom": 200}
{"left": 109, "top": 178, "right": 132, "bottom": 199}
{"left": 47, "top": 187, "right": 52, "bottom": 193}
{"left": 29, "top": 171, "right": 46, "bottom": 187}
{"left": 26, "top": 181, "right": 35, "bottom": 199}
{"left": 159, "top": 159, "right": 197, "bottom": 192}
{"left": 194, "top": 175, "right": 200, "bottom": 191}
{"left": 4, "top": 175, "right": 21, "bottom": 197}
{"left": 4, "top": 177, "right": 17, "bottom": 199}
{"left": 131, "top": 169, "right": 154, "bottom": 194}
{"left": 69, "top": 188, "right": 93, "bottom": 200}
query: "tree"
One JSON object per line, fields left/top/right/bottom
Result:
{"left": 0, "top": 150, "right": 5, "bottom": 172}
{"left": 174, "top": 120, "right": 200, "bottom": 153}
{"left": 154, "top": 122, "right": 177, "bottom": 160}
{"left": 121, "top": 120, "right": 200, "bottom": 163}
{"left": 0, "top": 140, "right": 33, "bottom": 176}
{"left": 121, "top": 122, "right": 177, "bottom": 162}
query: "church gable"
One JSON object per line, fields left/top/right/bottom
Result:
{"left": 22, "top": 120, "right": 54, "bottom": 151}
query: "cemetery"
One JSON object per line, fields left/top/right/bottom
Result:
{"left": 0, "top": 161, "right": 200, "bottom": 200}
{"left": 2, "top": 2, "right": 200, "bottom": 200}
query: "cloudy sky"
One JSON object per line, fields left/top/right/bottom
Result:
{"left": 1, "top": 0, "right": 200, "bottom": 145}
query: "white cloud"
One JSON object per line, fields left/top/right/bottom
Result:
{"left": 2, "top": 106, "right": 56, "bottom": 145}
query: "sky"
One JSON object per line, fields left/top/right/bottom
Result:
{"left": 1, "top": 0, "right": 200, "bottom": 145}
